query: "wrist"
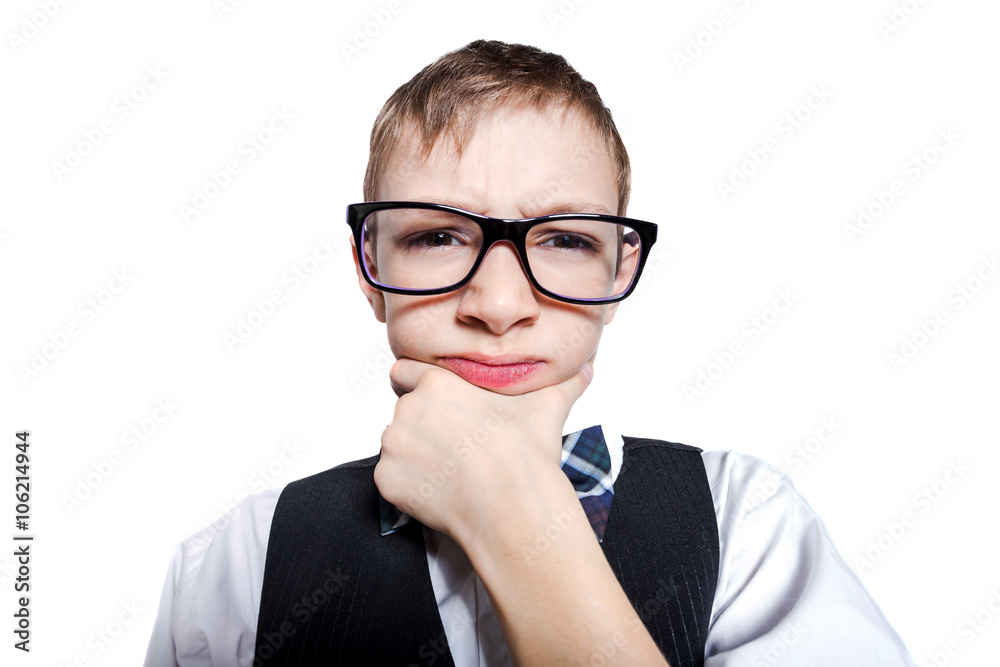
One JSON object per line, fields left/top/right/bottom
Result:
{"left": 456, "top": 463, "right": 591, "bottom": 578}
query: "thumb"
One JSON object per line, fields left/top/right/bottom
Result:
{"left": 556, "top": 362, "right": 594, "bottom": 407}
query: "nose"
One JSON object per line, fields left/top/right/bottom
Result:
{"left": 455, "top": 241, "right": 540, "bottom": 334}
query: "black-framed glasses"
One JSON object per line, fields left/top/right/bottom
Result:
{"left": 347, "top": 202, "right": 658, "bottom": 305}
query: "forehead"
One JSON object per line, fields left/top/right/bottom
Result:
{"left": 378, "top": 105, "right": 618, "bottom": 216}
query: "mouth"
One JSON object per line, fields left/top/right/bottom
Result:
{"left": 439, "top": 355, "right": 545, "bottom": 389}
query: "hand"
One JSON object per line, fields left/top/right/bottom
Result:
{"left": 374, "top": 357, "right": 593, "bottom": 545}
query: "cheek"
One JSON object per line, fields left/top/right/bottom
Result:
{"left": 382, "top": 300, "right": 411, "bottom": 358}
{"left": 550, "top": 309, "right": 606, "bottom": 366}
{"left": 384, "top": 297, "right": 452, "bottom": 358}
{"left": 385, "top": 316, "right": 419, "bottom": 360}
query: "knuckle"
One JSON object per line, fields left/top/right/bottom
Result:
{"left": 373, "top": 461, "right": 388, "bottom": 490}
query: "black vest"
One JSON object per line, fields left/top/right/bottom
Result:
{"left": 254, "top": 437, "right": 719, "bottom": 666}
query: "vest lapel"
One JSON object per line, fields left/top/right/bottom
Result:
{"left": 600, "top": 438, "right": 720, "bottom": 667}
{"left": 254, "top": 456, "right": 456, "bottom": 666}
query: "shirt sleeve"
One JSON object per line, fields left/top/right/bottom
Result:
{"left": 700, "top": 450, "right": 916, "bottom": 666}
{"left": 143, "top": 489, "right": 281, "bottom": 667}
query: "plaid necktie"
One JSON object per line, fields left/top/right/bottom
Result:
{"left": 560, "top": 424, "right": 615, "bottom": 542}
{"left": 380, "top": 424, "right": 615, "bottom": 542}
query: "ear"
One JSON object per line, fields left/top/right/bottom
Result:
{"left": 351, "top": 235, "right": 386, "bottom": 323}
{"left": 603, "top": 301, "right": 619, "bottom": 326}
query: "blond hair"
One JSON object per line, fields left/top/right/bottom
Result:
{"left": 363, "top": 39, "right": 631, "bottom": 214}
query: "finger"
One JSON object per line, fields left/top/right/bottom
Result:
{"left": 548, "top": 362, "right": 594, "bottom": 408}
{"left": 388, "top": 357, "right": 439, "bottom": 397}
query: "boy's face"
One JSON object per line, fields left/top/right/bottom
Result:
{"left": 353, "top": 104, "right": 621, "bottom": 396}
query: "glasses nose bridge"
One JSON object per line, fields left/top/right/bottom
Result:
{"left": 474, "top": 216, "right": 533, "bottom": 279}
{"left": 480, "top": 214, "right": 523, "bottom": 242}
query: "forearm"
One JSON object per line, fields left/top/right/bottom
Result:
{"left": 457, "top": 468, "right": 671, "bottom": 667}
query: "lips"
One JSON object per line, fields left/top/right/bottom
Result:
{"left": 439, "top": 355, "right": 545, "bottom": 389}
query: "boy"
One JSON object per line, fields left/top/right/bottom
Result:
{"left": 145, "top": 40, "right": 915, "bottom": 666}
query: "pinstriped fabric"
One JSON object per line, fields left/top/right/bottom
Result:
{"left": 253, "top": 455, "right": 456, "bottom": 666}
{"left": 254, "top": 438, "right": 719, "bottom": 665}
{"left": 600, "top": 437, "right": 720, "bottom": 667}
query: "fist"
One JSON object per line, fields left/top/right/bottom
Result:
{"left": 374, "top": 358, "right": 592, "bottom": 543}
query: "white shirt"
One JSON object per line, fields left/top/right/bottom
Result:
{"left": 144, "top": 430, "right": 916, "bottom": 666}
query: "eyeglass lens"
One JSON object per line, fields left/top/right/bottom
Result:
{"left": 361, "top": 208, "right": 642, "bottom": 301}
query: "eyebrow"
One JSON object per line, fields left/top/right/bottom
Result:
{"left": 529, "top": 201, "right": 615, "bottom": 217}
{"left": 410, "top": 198, "right": 615, "bottom": 218}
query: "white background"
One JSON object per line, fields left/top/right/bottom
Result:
{"left": 2, "top": 0, "right": 998, "bottom": 665}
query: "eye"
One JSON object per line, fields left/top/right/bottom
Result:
{"left": 406, "top": 230, "right": 462, "bottom": 248}
{"left": 539, "top": 233, "right": 598, "bottom": 252}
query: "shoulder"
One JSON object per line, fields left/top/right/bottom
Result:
{"left": 275, "top": 453, "right": 380, "bottom": 518}
{"left": 284, "top": 453, "right": 379, "bottom": 491}
{"left": 619, "top": 437, "right": 778, "bottom": 516}
{"left": 145, "top": 486, "right": 282, "bottom": 665}
{"left": 179, "top": 454, "right": 380, "bottom": 579}
{"left": 621, "top": 435, "right": 704, "bottom": 453}
{"left": 699, "top": 448, "right": 791, "bottom": 521}
{"left": 696, "top": 447, "right": 829, "bottom": 599}
{"left": 694, "top": 449, "right": 915, "bottom": 665}
{"left": 172, "top": 453, "right": 380, "bottom": 591}
{"left": 145, "top": 455, "right": 380, "bottom": 666}
{"left": 172, "top": 488, "right": 282, "bottom": 644}
{"left": 612, "top": 436, "right": 794, "bottom": 522}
